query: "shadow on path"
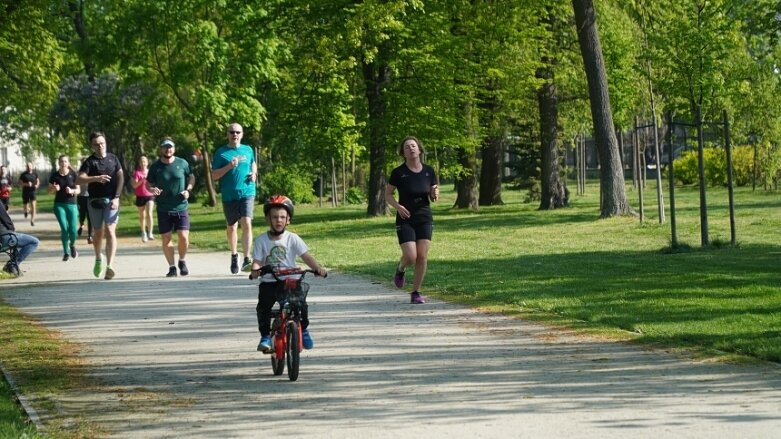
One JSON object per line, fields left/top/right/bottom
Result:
{"left": 2, "top": 212, "right": 781, "bottom": 438}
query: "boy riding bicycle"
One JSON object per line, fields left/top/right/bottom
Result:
{"left": 249, "top": 195, "right": 326, "bottom": 353}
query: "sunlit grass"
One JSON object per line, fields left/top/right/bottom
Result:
{"left": 0, "top": 299, "right": 104, "bottom": 438}
{"left": 175, "top": 181, "right": 781, "bottom": 363}
{"left": 2, "top": 180, "right": 780, "bottom": 436}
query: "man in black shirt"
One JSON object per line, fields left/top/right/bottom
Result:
{"left": 18, "top": 162, "right": 39, "bottom": 226}
{"left": 77, "top": 131, "right": 125, "bottom": 280}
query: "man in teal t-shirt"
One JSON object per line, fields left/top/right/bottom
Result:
{"left": 210, "top": 123, "right": 257, "bottom": 274}
{"left": 147, "top": 138, "right": 195, "bottom": 277}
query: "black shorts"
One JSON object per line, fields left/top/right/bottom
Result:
{"left": 135, "top": 195, "right": 155, "bottom": 207}
{"left": 395, "top": 221, "right": 433, "bottom": 244}
{"left": 22, "top": 188, "right": 36, "bottom": 203}
{"left": 158, "top": 210, "right": 190, "bottom": 234}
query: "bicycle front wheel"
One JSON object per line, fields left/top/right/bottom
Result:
{"left": 271, "top": 319, "right": 285, "bottom": 376}
{"left": 286, "top": 320, "right": 300, "bottom": 381}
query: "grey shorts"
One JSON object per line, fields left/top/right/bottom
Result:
{"left": 87, "top": 198, "right": 120, "bottom": 230}
{"left": 222, "top": 196, "right": 255, "bottom": 226}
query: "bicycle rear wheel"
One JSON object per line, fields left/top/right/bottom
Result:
{"left": 286, "top": 320, "right": 300, "bottom": 381}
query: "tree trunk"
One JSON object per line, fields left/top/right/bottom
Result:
{"left": 196, "top": 131, "right": 218, "bottom": 207}
{"left": 479, "top": 135, "right": 504, "bottom": 205}
{"left": 537, "top": 67, "right": 568, "bottom": 210}
{"left": 454, "top": 148, "right": 479, "bottom": 209}
{"left": 67, "top": 0, "right": 95, "bottom": 81}
{"left": 363, "top": 44, "right": 391, "bottom": 217}
{"left": 572, "top": 0, "right": 632, "bottom": 217}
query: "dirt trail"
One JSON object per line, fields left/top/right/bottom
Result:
{"left": 2, "top": 211, "right": 781, "bottom": 438}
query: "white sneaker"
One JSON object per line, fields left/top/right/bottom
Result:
{"left": 148, "top": 233, "right": 155, "bottom": 240}
{"left": 142, "top": 232, "right": 148, "bottom": 242}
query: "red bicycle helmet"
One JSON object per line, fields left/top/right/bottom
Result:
{"left": 263, "top": 194, "right": 294, "bottom": 219}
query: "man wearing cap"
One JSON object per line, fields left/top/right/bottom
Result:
{"left": 146, "top": 137, "right": 195, "bottom": 277}
{"left": 210, "top": 122, "right": 257, "bottom": 274}
{"left": 77, "top": 131, "right": 124, "bottom": 280}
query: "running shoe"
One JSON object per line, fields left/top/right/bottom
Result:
{"left": 230, "top": 254, "right": 239, "bottom": 274}
{"left": 148, "top": 233, "right": 155, "bottom": 241}
{"left": 104, "top": 266, "right": 115, "bottom": 280}
{"left": 93, "top": 259, "right": 103, "bottom": 278}
{"left": 78, "top": 225, "right": 83, "bottom": 236}
{"left": 142, "top": 232, "right": 148, "bottom": 243}
{"left": 241, "top": 256, "right": 252, "bottom": 272}
{"left": 302, "top": 329, "right": 314, "bottom": 350}
{"left": 410, "top": 291, "right": 426, "bottom": 304}
{"left": 3, "top": 262, "right": 20, "bottom": 277}
{"left": 63, "top": 254, "right": 69, "bottom": 261}
{"left": 87, "top": 236, "right": 93, "bottom": 244}
{"left": 166, "top": 266, "right": 177, "bottom": 277}
{"left": 393, "top": 269, "right": 405, "bottom": 288}
{"left": 70, "top": 245, "right": 78, "bottom": 259}
{"left": 178, "top": 260, "right": 189, "bottom": 276}
{"left": 258, "top": 336, "right": 272, "bottom": 353}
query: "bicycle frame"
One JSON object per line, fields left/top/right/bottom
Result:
{"left": 263, "top": 267, "right": 313, "bottom": 381}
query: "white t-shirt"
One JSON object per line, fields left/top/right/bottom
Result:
{"left": 252, "top": 230, "right": 309, "bottom": 283}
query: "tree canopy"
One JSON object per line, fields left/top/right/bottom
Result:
{"left": 2, "top": 0, "right": 780, "bottom": 213}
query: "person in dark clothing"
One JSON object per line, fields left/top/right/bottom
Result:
{"left": 18, "top": 162, "right": 39, "bottom": 226}
{"left": 77, "top": 131, "right": 125, "bottom": 280}
{"left": 0, "top": 201, "right": 39, "bottom": 276}
{"left": 48, "top": 155, "right": 80, "bottom": 261}
{"left": 384, "top": 136, "right": 439, "bottom": 304}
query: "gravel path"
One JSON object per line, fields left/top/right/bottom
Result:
{"left": 2, "top": 211, "right": 781, "bottom": 438}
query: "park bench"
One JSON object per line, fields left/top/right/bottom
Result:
{"left": 0, "top": 230, "right": 20, "bottom": 276}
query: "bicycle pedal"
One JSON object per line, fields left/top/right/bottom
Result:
{"left": 262, "top": 347, "right": 275, "bottom": 354}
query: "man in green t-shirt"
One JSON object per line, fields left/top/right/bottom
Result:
{"left": 146, "top": 138, "right": 195, "bottom": 277}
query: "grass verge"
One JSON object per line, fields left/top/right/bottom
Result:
{"left": 0, "top": 298, "right": 104, "bottom": 438}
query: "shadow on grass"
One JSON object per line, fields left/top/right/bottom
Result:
{"left": 350, "top": 243, "right": 781, "bottom": 363}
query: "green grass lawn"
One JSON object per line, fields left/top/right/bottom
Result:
{"left": 1, "top": 179, "right": 780, "bottom": 436}
{"left": 161, "top": 181, "right": 781, "bottom": 363}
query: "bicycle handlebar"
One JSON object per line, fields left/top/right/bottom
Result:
{"left": 249, "top": 265, "right": 327, "bottom": 281}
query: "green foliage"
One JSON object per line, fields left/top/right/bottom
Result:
{"left": 6, "top": 0, "right": 781, "bottom": 219}
{"left": 0, "top": 0, "right": 65, "bottom": 137}
{"left": 671, "top": 146, "right": 755, "bottom": 186}
{"left": 641, "top": 0, "right": 745, "bottom": 118}
{"left": 260, "top": 164, "right": 315, "bottom": 204}
{"left": 597, "top": 0, "right": 644, "bottom": 129}
{"left": 345, "top": 186, "right": 366, "bottom": 205}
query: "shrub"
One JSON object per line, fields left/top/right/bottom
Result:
{"left": 345, "top": 186, "right": 366, "bottom": 204}
{"left": 260, "top": 165, "right": 315, "bottom": 204}
{"left": 670, "top": 146, "right": 754, "bottom": 187}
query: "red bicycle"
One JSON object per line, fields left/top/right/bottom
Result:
{"left": 261, "top": 266, "right": 323, "bottom": 381}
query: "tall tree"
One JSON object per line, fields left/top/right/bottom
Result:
{"left": 445, "top": 0, "right": 542, "bottom": 207}
{"left": 0, "top": 0, "right": 66, "bottom": 139}
{"left": 104, "top": 0, "right": 280, "bottom": 206}
{"left": 535, "top": 3, "right": 575, "bottom": 210}
{"left": 572, "top": 0, "right": 633, "bottom": 217}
